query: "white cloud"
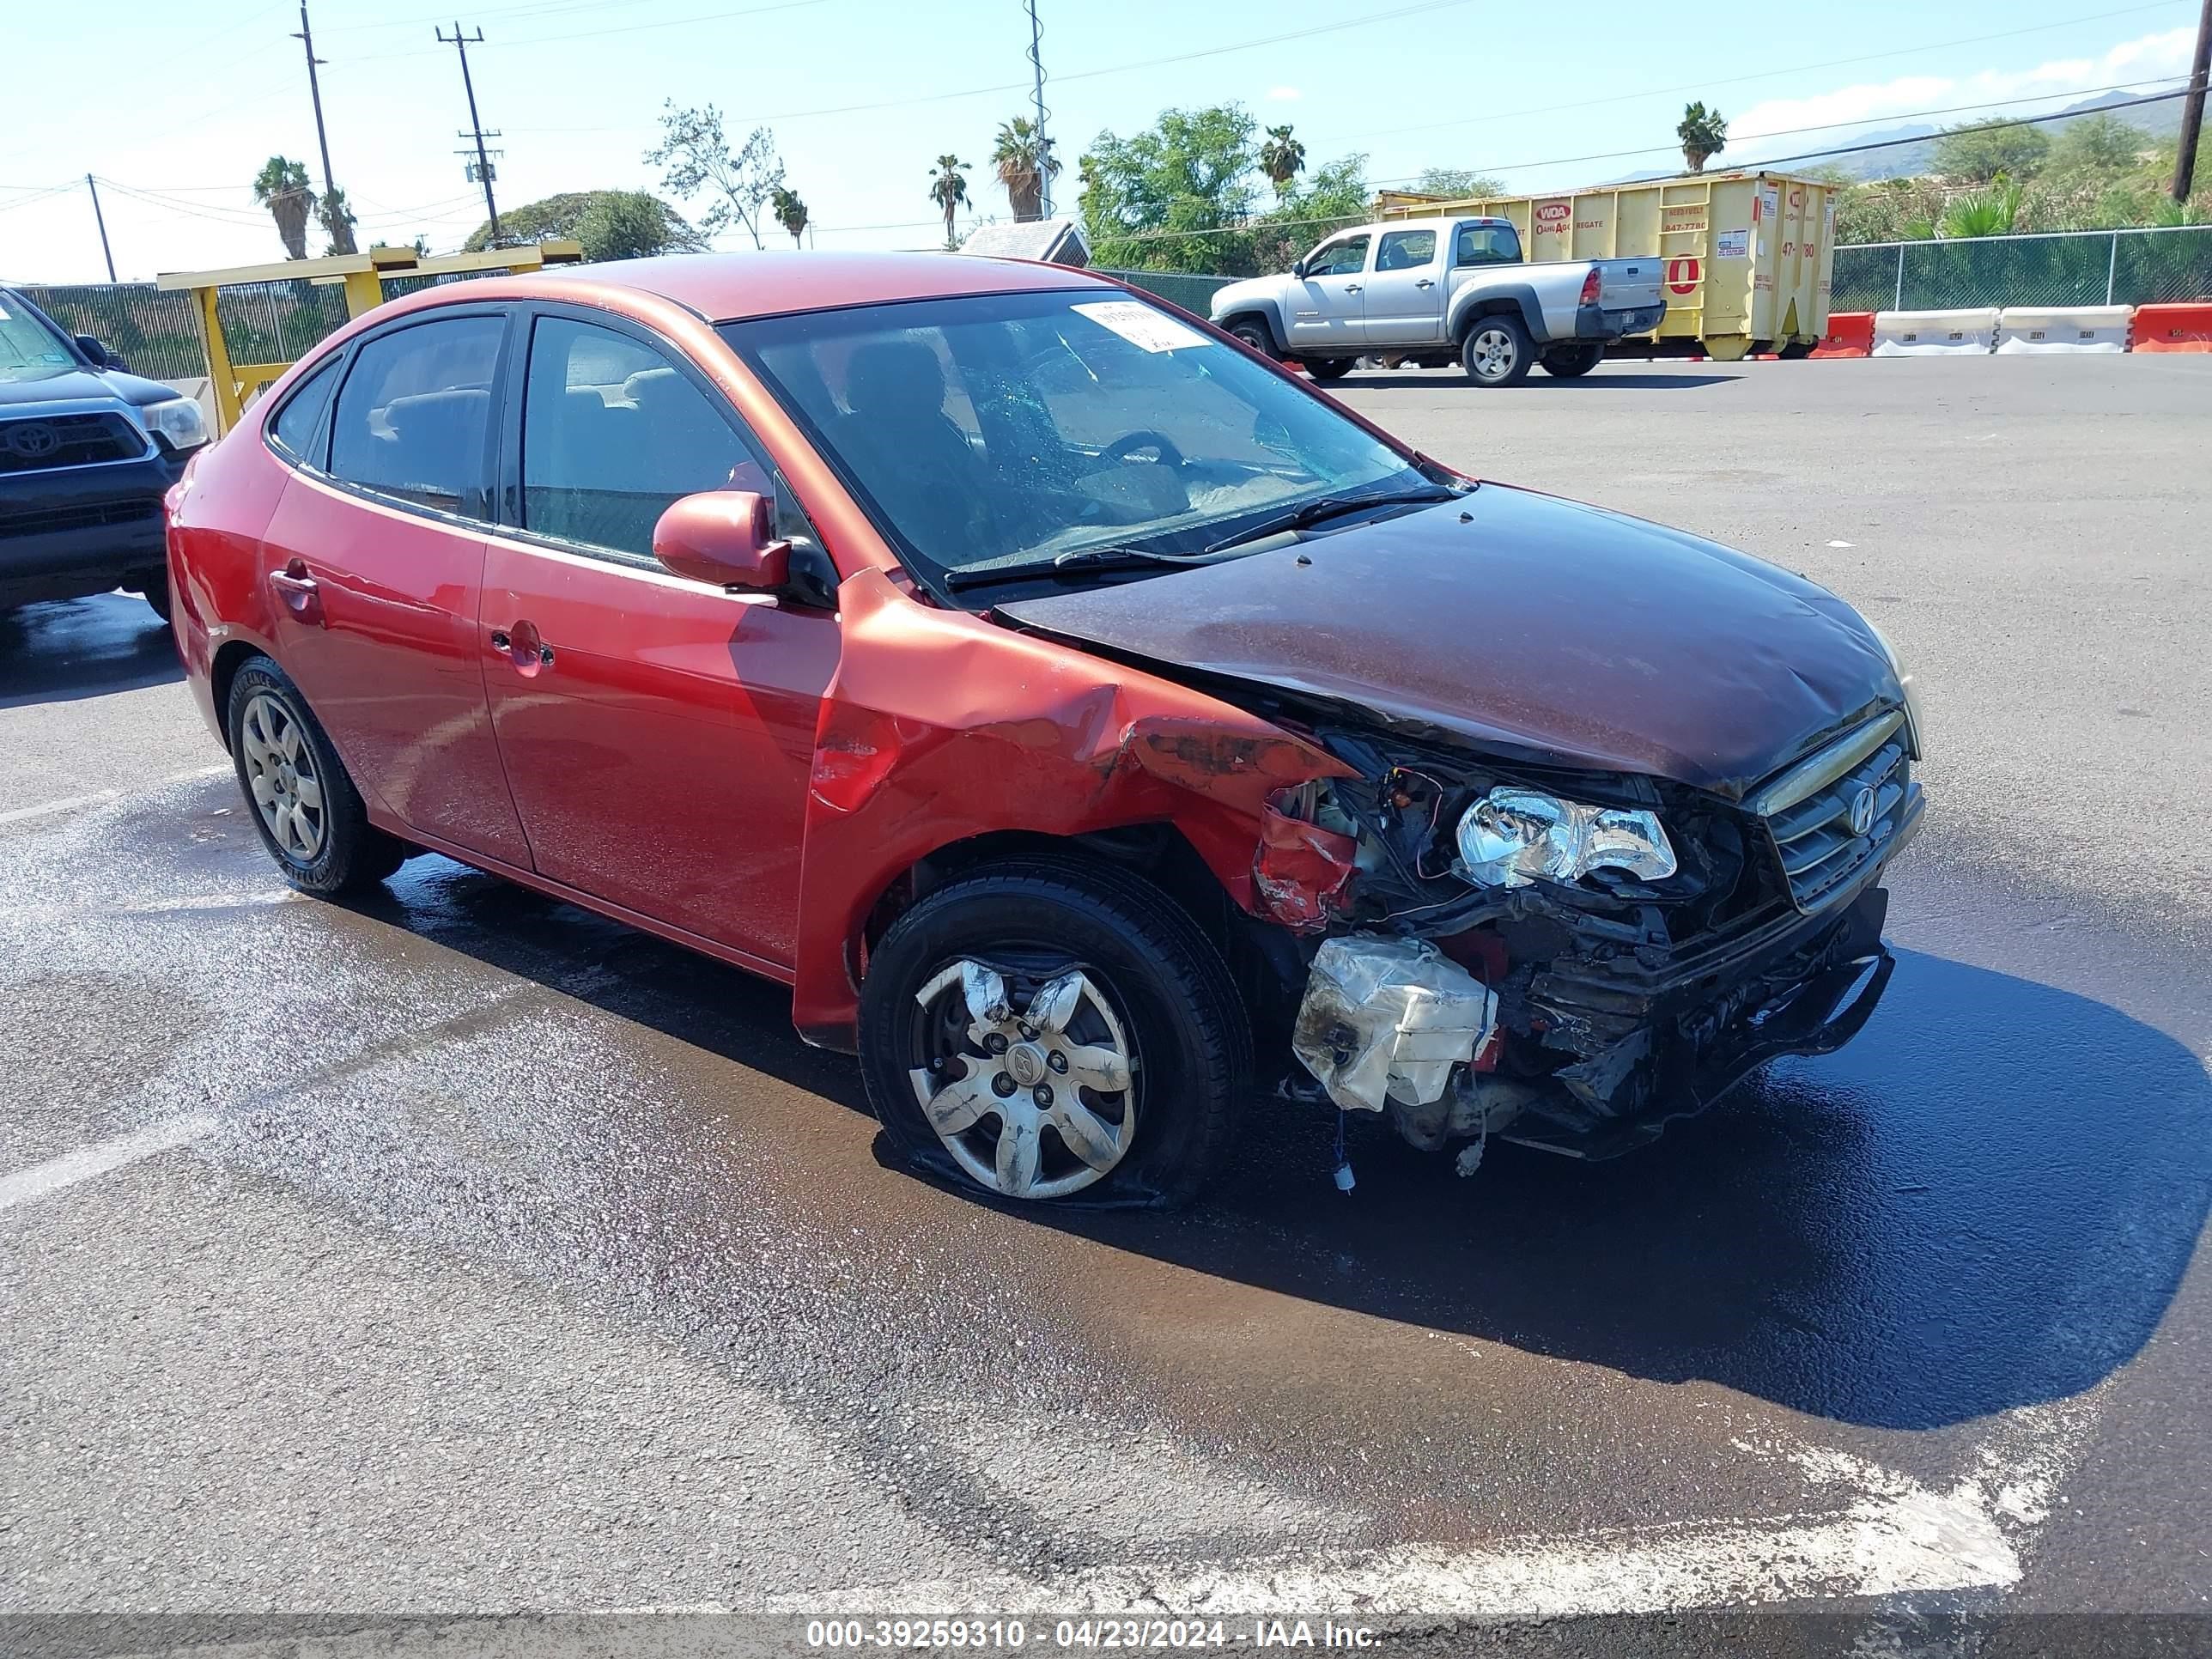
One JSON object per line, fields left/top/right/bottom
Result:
{"left": 1729, "top": 26, "right": 2197, "bottom": 146}
{"left": 1266, "top": 86, "right": 1303, "bottom": 102}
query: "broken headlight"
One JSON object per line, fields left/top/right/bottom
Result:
{"left": 1454, "top": 787, "right": 1678, "bottom": 890}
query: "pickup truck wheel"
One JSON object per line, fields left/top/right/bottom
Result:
{"left": 225, "top": 658, "right": 409, "bottom": 897}
{"left": 1540, "top": 343, "right": 1605, "bottom": 378}
{"left": 859, "top": 860, "right": 1248, "bottom": 1208}
{"left": 1227, "top": 319, "right": 1276, "bottom": 357}
{"left": 1462, "top": 315, "right": 1534, "bottom": 386}
{"left": 1305, "top": 357, "right": 1353, "bottom": 382}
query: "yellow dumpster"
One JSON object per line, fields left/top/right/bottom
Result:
{"left": 1378, "top": 171, "right": 1840, "bottom": 359}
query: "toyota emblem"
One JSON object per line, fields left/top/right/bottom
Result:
{"left": 3, "top": 422, "right": 62, "bottom": 460}
{"left": 1849, "top": 786, "right": 1878, "bottom": 837}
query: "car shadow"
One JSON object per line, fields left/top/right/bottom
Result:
{"left": 1334, "top": 370, "right": 1742, "bottom": 391}
{"left": 0, "top": 594, "right": 181, "bottom": 709}
{"left": 350, "top": 860, "right": 2212, "bottom": 1433}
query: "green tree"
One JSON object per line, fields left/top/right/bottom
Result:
{"left": 647, "top": 104, "right": 785, "bottom": 249}
{"left": 318, "top": 185, "right": 358, "bottom": 257}
{"left": 252, "top": 156, "right": 315, "bottom": 260}
{"left": 771, "top": 185, "right": 809, "bottom": 246}
{"left": 1413, "top": 167, "right": 1504, "bottom": 199}
{"left": 1932, "top": 118, "right": 2049, "bottom": 184}
{"left": 462, "top": 191, "right": 703, "bottom": 260}
{"left": 1677, "top": 102, "right": 1728, "bottom": 174}
{"left": 993, "top": 117, "right": 1060, "bottom": 222}
{"left": 2047, "top": 114, "right": 2151, "bottom": 178}
{"left": 929, "top": 155, "right": 971, "bottom": 248}
{"left": 1259, "top": 125, "right": 1306, "bottom": 197}
{"left": 1079, "top": 105, "right": 1261, "bottom": 274}
{"left": 1251, "top": 154, "right": 1372, "bottom": 275}
{"left": 1939, "top": 179, "right": 2023, "bottom": 238}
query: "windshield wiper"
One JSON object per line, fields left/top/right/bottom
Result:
{"left": 943, "top": 544, "right": 1218, "bottom": 592}
{"left": 1201, "top": 485, "right": 1465, "bottom": 555}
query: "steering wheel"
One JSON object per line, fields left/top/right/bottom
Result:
{"left": 1097, "top": 429, "right": 1187, "bottom": 471}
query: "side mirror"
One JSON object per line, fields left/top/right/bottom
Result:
{"left": 76, "top": 334, "right": 123, "bottom": 370}
{"left": 653, "top": 490, "right": 790, "bottom": 590}
{"left": 1289, "top": 258, "right": 1306, "bottom": 279}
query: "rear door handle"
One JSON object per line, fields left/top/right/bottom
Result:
{"left": 489, "top": 622, "right": 554, "bottom": 673}
{"left": 268, "top": 562, "right": 322, "bottom": 623}
{"left": 1414, "top": 278, "right": 1436, "bottom": 289}
{"left": 1343, "top": 283, "right": 1363, "bottom": 293}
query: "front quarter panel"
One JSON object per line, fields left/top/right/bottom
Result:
{"left": 789, "top": 568, "right": 1355, "bottom": 1048}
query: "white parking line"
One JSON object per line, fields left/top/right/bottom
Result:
{"left": 0, "top": 1114, "right": 219, "bottom": 1213}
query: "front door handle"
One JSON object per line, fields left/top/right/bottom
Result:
{"left": 1414, "top": 278, "right": 1436, "bottom": 289}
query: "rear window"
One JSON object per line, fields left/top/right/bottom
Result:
{"left": 329, "top": 316, "right": 503, "bottom": 517}
{"left": 1455, "top": 223, "right": 1522, "bottom": 267}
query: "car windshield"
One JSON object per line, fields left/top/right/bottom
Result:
{"left": 0, "top": 299, "right": 79, "bottom": 386}
{"left": 720, "top": 289, "right": 1428, "bottom": 586}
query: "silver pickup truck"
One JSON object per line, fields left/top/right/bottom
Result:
{"left": 1208, "top": 216, "right": 1666, "bottom": 387}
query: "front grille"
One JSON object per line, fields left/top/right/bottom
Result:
{"left": 0, "top": 498, "right": 160, "bottom": 540}
{"left": 1755, "top": 715, "right": 1913, "bottom": 913}
{"left": 0, "top": 412, "right": 146, "bottom": 474}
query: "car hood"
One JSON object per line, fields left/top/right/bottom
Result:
{"left": 0, "top": 367, "right": 173, "bottom": 411}
{"left": 997, "top": 484, "right": 1903, "bottom": 799}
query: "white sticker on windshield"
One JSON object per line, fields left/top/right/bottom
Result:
{"left": 1073, "top": 300, "right": 1211, "bottom": 353}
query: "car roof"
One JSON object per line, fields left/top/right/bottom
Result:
{"left": 416, "top": 251, "right": 1119, "bottom": 324}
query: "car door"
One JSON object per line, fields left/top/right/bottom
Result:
{"left": 1361, "top": 227, "right": 1443, "bottom": 346}
{"left": 1285, "top": 234, "right": 1370, "bottom": 352}
{"left": 478, "top": 308, "right": 841, "bottom": 971}
{"left": 257, "top": 310, "right": 532, "bottom": 866}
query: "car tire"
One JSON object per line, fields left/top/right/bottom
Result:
{"left": 225, "top": 656, "right": 409, "bottom": 897}
{"left": 858, "top": 857, "right": 1249, "bottom": 1209}
{"left": 1539, "top": 343, "right": 1605, "bottom": 378}
{"left": 1462, "top": 313, "right": 1534, "bottom": 386}
{"left": 1305, "top": 357, "right": 1352, "bottom": 382}
{"left": 1227, "top": 319, "right": 1277, "bottom": 357}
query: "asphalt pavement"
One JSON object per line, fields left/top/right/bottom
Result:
{"left": 3, "top": 355, "right": 2209, "bottom": 1656}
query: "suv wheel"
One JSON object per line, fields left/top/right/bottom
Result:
{"left": 1462, "top": 314, "right": 1534, "bottom": 386}
{"left": 858, "top": 859, "right": 1248, "bottom": 1208}
{"left": 1539, "top": 343, "right": 1605, "bottom": 378}
{"left": 226, "top": 657, "right": 409, "bottom": 896}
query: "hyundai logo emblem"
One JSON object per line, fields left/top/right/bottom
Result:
{"left": 3, "top": 422, "right": 62, "bottom": 460}
{"left": 1849, "top": 786, "right": 1878, "bottom": 837}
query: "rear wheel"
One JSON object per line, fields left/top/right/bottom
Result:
{"left": 1540, "top": 343, "right": 1605, "bottom": 378}
{"left": 1305, "top": 357, "right": 1353, "bottom": 382}
{"left": 1462, "top": 313, "right": 1534, "bottom": 386}
{"left": 225, "top": 657, "right": 409, "bottom": 897}
{"left": 858, "top": 860, "right": 1248, "bottom": 1208}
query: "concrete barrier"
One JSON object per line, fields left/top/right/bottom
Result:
{"left": 1872, "top": 308, "right": 2000, "bottom": 356}
{"left": 1996, "top": 305, "right": 2130, "bottom": 354}
{"left": 2130, "top": 303, "right": 2212, "bottom": 352}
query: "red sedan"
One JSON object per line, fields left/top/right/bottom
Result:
{"left": 166, "top": 252, "right": 1921, "bottom": 1206}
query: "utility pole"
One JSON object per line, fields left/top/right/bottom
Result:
{"left": 2174, "top": 0, "right": 2212, "bottom": 203}
{"left": 84, "top": 175, "right": 118, "bottom": 283}
{"left": 1024, "top": 0, "right": 1052, "bottom": 218}
{"left": 292, "top": 3, "right": 339, "bottom": 210}
{"left": 437, "top": 23, "right": 502, "bottom": 246}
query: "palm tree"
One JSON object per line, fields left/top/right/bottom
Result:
{"left": 1677, "top": 102, "right": 1729, "bottom": 174}
{"left": 318, "top": 185, "right": 358, "bottom": 256}
{"left": 771, "top": 185, "right": 809, "bottom": 247}
{"left": 929, "top": 155, "right": 970, "bottom": 248}
{"left": 992, "top": 117, "right": 1059, "bottom": 222}
{"left": 1259, "top": 125, "right": 1306, "bottom": 198}
{"left": 1939, "top": 179, "right": 2023, "bottom": 239}
{"left": 252, "top": 156, "right": 315, "bottom": 260}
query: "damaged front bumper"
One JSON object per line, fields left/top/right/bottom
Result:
{"left": 1287, "top": 879, "right": 1901, "bottom": 1162}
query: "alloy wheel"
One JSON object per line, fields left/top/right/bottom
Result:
{"left": 240, "top": 690, "right": 327, "bottom": 862}
{"left": 1468, "top": 326, "right": 1519, "bottom": 381}
{"left": 908, "top": 957, "right": 1139, "bottom": 1200}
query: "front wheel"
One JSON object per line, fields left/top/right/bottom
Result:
{"left": 1540, "top": 343, "right": 1605, "bottom": 378}
{"left": 1227, "top": 319, "right": 1276, "bottom": 358}
{"left": 858, "top": 860, "right": 1249, "bottom": 1208}
{"left": 226, "top": 657, "right": 410, "bottom": 897}
{"left": 1462, "top": 314, "right": 1534, "bottom": 386}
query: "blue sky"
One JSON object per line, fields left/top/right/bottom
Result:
{"left": 2, "top": 0, "right": 2201, "bottom": 283}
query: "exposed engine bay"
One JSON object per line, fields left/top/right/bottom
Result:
{"left": 1255, "top": 713, "right": 1920, "bottom": 1162}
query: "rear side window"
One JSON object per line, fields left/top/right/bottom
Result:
{"left": 268, "top": 356, "right": 341, "bottom": 466}
{"left": 329, "top": 316, "right": 503, "bottom": 517}
{"left": 520, "top": 315, "right": 804, "bottom": 560}
{"left": 1455, "top": 223, "right": 1522, "bottom": 267}
{"left": 1376, "top": 229, "right": 1436, "bottom": 272}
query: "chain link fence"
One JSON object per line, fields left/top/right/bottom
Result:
{"left": 1099, "top": 269, "right": 1235, "bottom": 314}
{"left": 1832, "top": 224, "right": 2212, "bottom": 313}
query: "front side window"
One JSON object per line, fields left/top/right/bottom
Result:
{"left": 520, "top": 315, "right": 805, "bottom": 561}
{"left": 723, "top": 289, "right": 1430, "bottom": 594}
{"left": 329, "top": 316, "right": 503, "bottom": 516}
{"left": 1376, "top": 229, "right": 1437, "bottom": 272}
{"left": 1306, "top": 237, "right": 1370, "bottom": 277}
{"left": 269, "top": 356, "right": 342, "bottom": 465}
{"left": 1455, "top": 223, "right": 1522, "bottom": 267}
